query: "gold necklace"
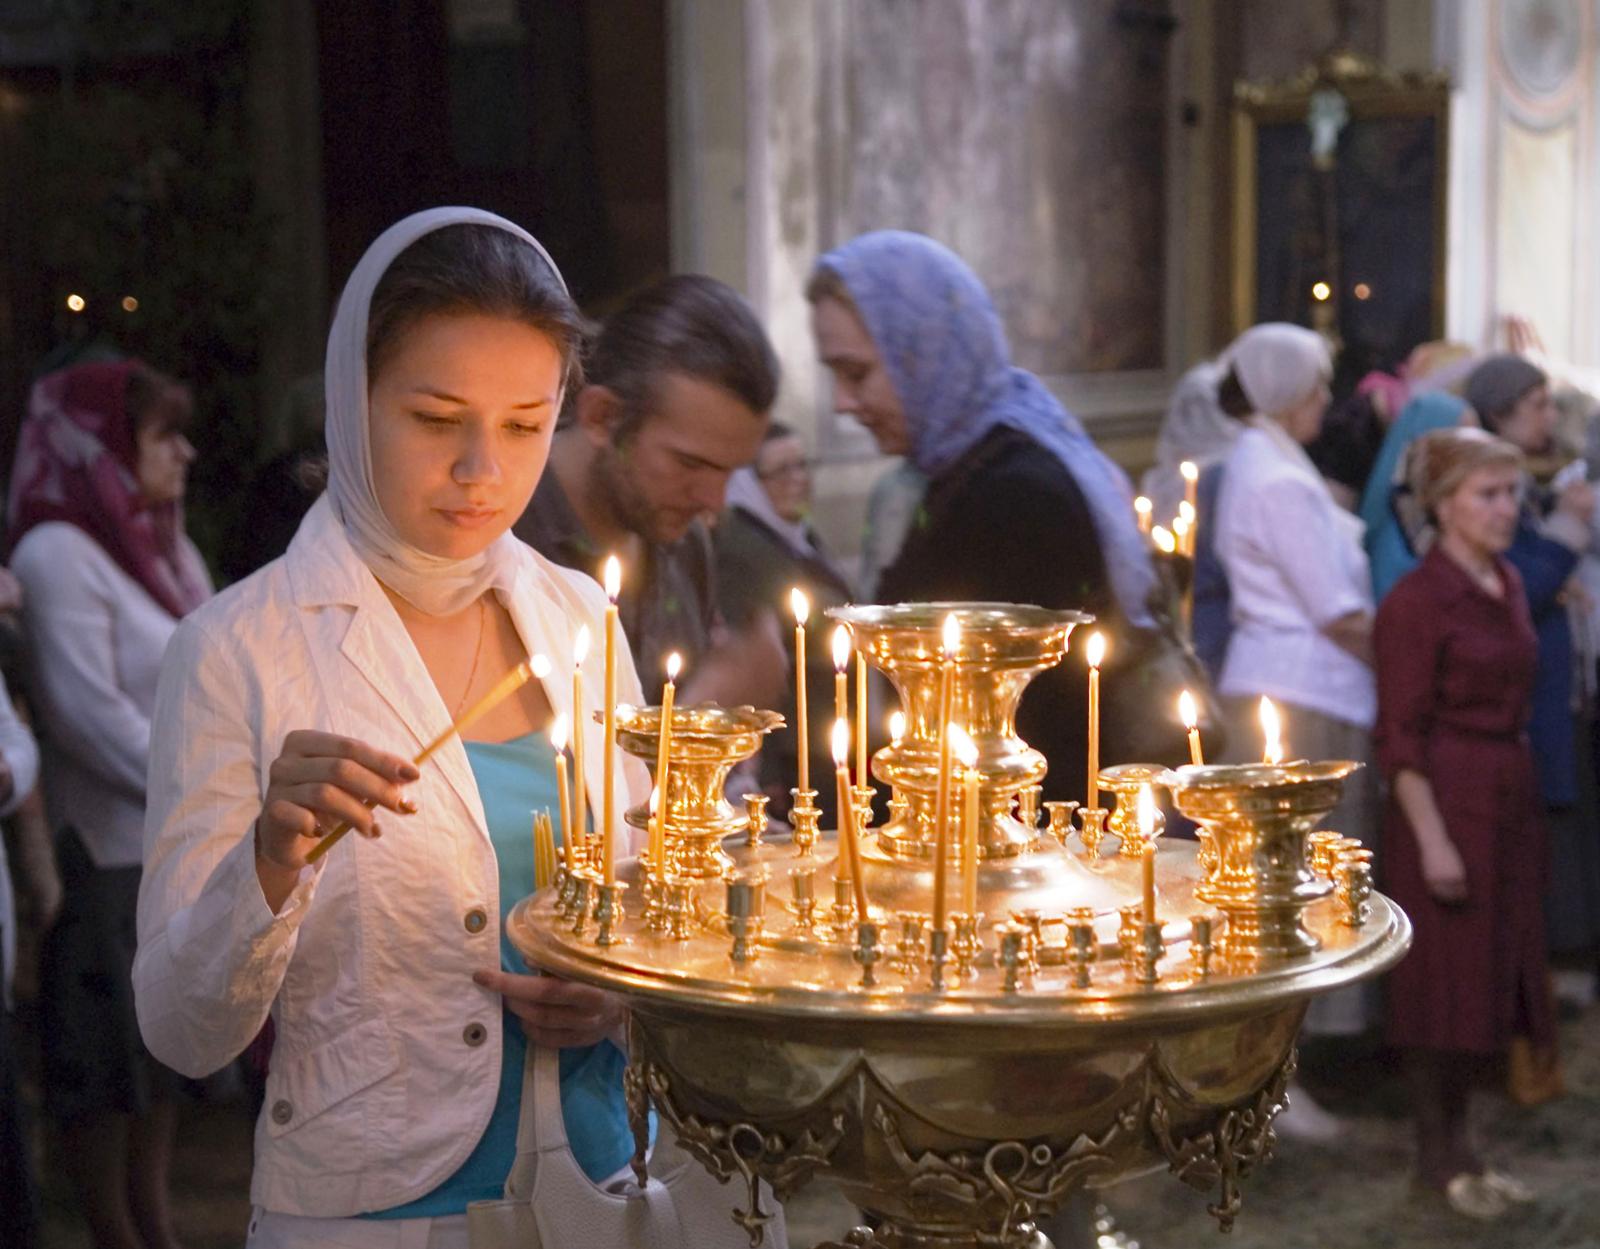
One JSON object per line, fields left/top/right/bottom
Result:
{"left": 454, "top": 597, "right": 489, "bottom": 718}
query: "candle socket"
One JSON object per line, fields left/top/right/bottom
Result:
{"left": 789, "top": 790, "right": 821, "bottom": 856}
{"left": 789, "top": 868, "right": 819, "bottom": 935}
{"left": 1190, "top": 915, "right": 1215, "bottom": 978}
{"left": 1079, "top": 807, "right": 1110, "bottom": 860}
{"left": 951, "top": 911, "right": 984, "bottom": 981}
{"left": 853, "top": 920, "right": 882, "bottom": 988}
{"left": 555, "top": 864, "right": 576, "bottom": 916}
{"left": 887, "top": 792, "right": 909, "bottom": 826}
{"left": 829, "top": 877, "right": 856, "bottom": 940}
{"left": 1334, "top": 852, "right": 1373, "bottom": 928}
{"left": 852, "top": 785, "right": 875, "bottom": 833}
{"left": 1016, "top": 784, "right": 1043, "bottom": 831}
{"left": 893, "top": 911, "right": 928, "bottom": 976}
{"left": 996, "top": 923, "right": 1027, "bottom": 993}
{"left": 594, "top": 881, "right": 627, "bottom": 947}
{"left": 1066, "top": 906, "right": 1096, "bottom": 989}
{"left": 726, "top": 875, "right": 766, "bottom": 964}
{"left": 569, "top": 872, "right": 595, "bottom": 936}
{"left": 1044, "top": 801, "right": 1079, "bottom": 844}
{"left": 743, "top": 793, "right": 770, "bottom": 848}
{"left": 666, "top": 878, "right": 694, "bottom": 940}
{"left": 1009, "top": 908, "right": 1044, "bottom": 975}
{"left": 1118, "top": 904, "right": 1144, "bottom": 969}
{"left": 927, "top": 926, "right": 950, "bottom": 993}
{"left": 1308, "top": 830, "right": 1344, "bottom": 880}
{"left": 1136, "top": 921, "right": 1164, "bottom": 985}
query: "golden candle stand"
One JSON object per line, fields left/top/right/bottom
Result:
{"left": 508, "top": 603, "right": 1410, "bottom": 1249}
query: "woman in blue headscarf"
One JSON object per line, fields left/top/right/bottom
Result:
{"left": 807, "top": 230, "right": 1158, "bottom": 802}
{"left": 1361, "top": 392, "right": 1476, "bottom": 602}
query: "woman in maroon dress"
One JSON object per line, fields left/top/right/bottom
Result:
{"left": 1375, "top": 428, "right": 1552, "bottom": 1218}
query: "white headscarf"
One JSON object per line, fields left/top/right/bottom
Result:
{"left": 324, "top": 207, "right": 570, "bottom": 616}
{"left": 1229, "top": 323, "right": 1330, "bottom": 419}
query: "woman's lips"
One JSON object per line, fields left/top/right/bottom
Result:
{"left": 436, "top": 507, "right": 500, "bottom": 530}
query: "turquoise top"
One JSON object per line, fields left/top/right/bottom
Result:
{"left": 366, "top": 732, "right": 634, "bottom": 1219}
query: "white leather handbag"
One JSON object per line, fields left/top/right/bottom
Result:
{"left": 467, "top": 1045, "right": 787, "bottom": 1249}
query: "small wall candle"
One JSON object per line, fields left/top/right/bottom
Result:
{"left": 653, "top": 653, "right": 681, "bottom": 865}
{"left": 951, "top": 725, "right": 979, "bottom": 915}
{"left": 1085, "top": 632, "right": 1106, "bottom": 810}
{"left": 1179, "top": 689, "right": 1204, "bottom": 767}
{"left": 571, "top": 626, "right": 590, "bottom": 845}
{"left": 1138, "top": 783, "right": 1158, "bottom": 923}
{"left": 856, "top": 651, "right": 869, "bottom": 787}
{"left": 550, "top": 714, "right": 575, "bottom": 873}
{"left": 601, "top": 556, "right": 621, "bottom": 885}
{"left": 932, "top": 614, "right": 960, "bottom": 933}
{"left": 832, "top": 624, "right": 851, "bottom": 746}
{"left": 832, "top": 720, "right": 869, "bottom": 921}
{"left": 1259, "top": 696, "right": 1284, "bottom": 765}
{"left": 791, "top": 589, "right": 811, "bottom": 794}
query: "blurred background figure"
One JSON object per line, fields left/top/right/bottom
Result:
{"left": 808, "top": 230, "right": 1160, "bottom": 802}
{"left": 716, "top": 423, "right": 854, "bottom": 821}
{"left": 6, "top": 359, "right": 210, "bottom": 1249}
{"left": 1376, "top": 428, "right": 1551, "bottom": 1218}
{"left": 1465, "top": 354, "right": 1600, "bottom": 986}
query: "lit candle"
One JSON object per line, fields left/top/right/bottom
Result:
{"left": 653, "top": 652, "right": 681, "bottom": 868}
{"left": 647, "top": 785, "right": 661, "bottom": 873}
{"left": 1259, "top": 696, "right": 1284, "bottom": 765}
{"left": 1138, "top": 783, "right": 1157, "bottom": 922}
{"left": 832, "top": 719, "right": 869, "bottom": 921}
{"left": 1151, "top": 525, "right": 1176, "bottom": 555}
{"left": 1134, "top": 495, "right": 1153, "bottom": 535}
{"left": 601, "top": 556, "right": 621, "bottom": 885}
{"left": 1172, "top": 514, "right": 1190, "bottom": 553}
{"left": 791, "top": 589, "right": 810, "bottom": 794}
{"left": 832, "top": 624, "right": 851, "bottom": 745}
{"left": 1179, "top": 689, "right": 1204, "bottom": 766}
{"left": 1177, "top": 500, "right": 1197, "bottom": 556}
{"left": 571, "top": 626, "right": 590, "bottom": 847}
{"left": 1180, "top": 459, "right": 1199, "bottom": 528}
{"left": 932, "top": 613, "right": 960, "bottom": 932}
{"left": 951, "top": 724, "right": 979, "bottom": 915}
{"left": 1085, "top": 632, "right": 1106, "bottom": 810}
{"left": 550, "top": 714, "right": 575, "bottom": 873}
{"left": 855, "top": 651, "right": 869, "bottom": 787}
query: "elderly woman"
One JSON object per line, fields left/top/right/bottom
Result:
{"left": 1376, "top": 428, "right": 1549, "bottom": 1217}
{"left": 8, "top": 358, "right": 209, "bottom": 1249}
{"left": 806, "top": 230, "right": 1159, "bottom": 802}
{"left": 131, "top": 210, "right": 700, "bottom": 1248}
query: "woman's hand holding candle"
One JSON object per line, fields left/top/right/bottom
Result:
{"left": 471, "top": 971, "right": 626, "bottom": 1049}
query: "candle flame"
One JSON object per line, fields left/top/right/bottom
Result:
{"left": 550, "top": 713, "right": 569, "bottom": 753}
{"left": 831, "top": 624, "right": 852, "bottom": 671}
{"left": 1137, "top": 783, "right": 1157, "bottom": 836}
{"left": 1180, "top": 460, "right": 1199, "bottom": 483}
{"left": 1178, "top": 499, "right": 1196, "bottom": 526}
{"left": 1151, "top": 525, "right": 1176, "bottom": 554}
{"left": 888, "top": 710, "right": 907, "bottom": 744}
{"left": 1178, "top": 689, "right": 1198, "bottom": 731}
{"left": 1172, "top": 515, "right": 1190, "bottom": 540}
{"left": 790, "top": 587, "right": 810, "bottom": 624}
{"left": 530, "top": 653, "right": 551, "bottom": 679}
{"left": 949, "top": 723, "right": 978, "bottom": 769}
{"left": 665, "top": 651, "right": 682, "bottom": 681}
{"left": 1259, "top": 696, "right": 1284, "bottom": 765}
{"left": 602, "top": 555, "right": 622, "bottom": 601}
{"left": 831, "top": 717, "right": 850, "bottom": 765}
{"left": 941, "top": 612, "right": 961, "bottom": 658}
{"left": 1134, "top": 495, "right": 1152, "bottom": 517}
{"left": 1086, "top": 631, "right": 1107, "bottom": 669}
{"left": 573, "top": 625, "right": 591, "bottom": 666}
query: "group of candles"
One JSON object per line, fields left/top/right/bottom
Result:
{"left": 1134, "top": 459, "right": 1200, "bottom": 559}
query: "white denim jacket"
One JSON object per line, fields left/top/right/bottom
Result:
{"left": 133, "top": 497, "right": 648, "bottom": 1217}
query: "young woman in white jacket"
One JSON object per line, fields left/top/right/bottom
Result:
{"left": 133, "top": 209, "right": 650, "bottom": 1247}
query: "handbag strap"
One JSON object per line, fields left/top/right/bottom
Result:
{"left": 504, "top": 1043, "right": 568, "bottom": 1200}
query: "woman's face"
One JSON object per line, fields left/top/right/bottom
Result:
{"left": 1495, "top": 383, "right": 1557, "bottom": 454}
{"left": 811, "top": 296, "right": 909, "bottom": 456}
{"left": 1279, "top": 376, "right": 1332, "bottom": 445}
{"left": 1437, "top": 463, "right": 1522, "bottom": 556}
{"left": 754, "top": 434, "right": 811, "bottom": 523}
{"left": 368, "top": 312, "right": 562, "bottom": 559}
{"left": 134, "top": 391, "right": 196, "bottom": 505}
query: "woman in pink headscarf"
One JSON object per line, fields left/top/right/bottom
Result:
{"left": 7, "top": 358, "right": 209, "bottom": 1249}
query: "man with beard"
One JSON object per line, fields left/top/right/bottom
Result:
{"left": 515, "top": 274, "right": 786, "bottom": 706}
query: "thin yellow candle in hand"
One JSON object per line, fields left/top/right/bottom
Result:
{"left": 571, "top": 626, "right": 590, "bottom": 847}
{"left": 933, "top": 613, "right": 960, "bottom": 932}
{"left": 1259, "top": 696, "right": 1284, "bottom": 765}
{"left": 653, "top": 652, "right": 681, "bottom": 868}
{"left": 791, "top": 589, "right": 810, "bottom": 794}
{"left": 551, "top": 714, "right": 574, "bottom": 873}
{"left": 1086, "top": 632, "right": 1106, "bottom": 810}
{"left": 1179, "top": 689, "right": 1203, "bottom": 767}
{"left": 951, "top": 724, "right": 979, "bottom": 915}
{"left": 855, "top": 650, "right": 869, "bottom": 787}
{"left": 832, "top": 719, "right": 869, "bottom": 921}
{"left": 602, "top": 556, "right": 621, "bottom": 885}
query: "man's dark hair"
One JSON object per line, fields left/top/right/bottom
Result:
{"left": 365, "top": 223, "right": 588, "bottom": 391}
{"left": 585, "top": 274, "right": 779, "bottom": 442}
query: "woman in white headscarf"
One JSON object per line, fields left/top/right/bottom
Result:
{"left": 132, "top": 210, "right": 654, "bottom": 1246}
{"left": 1214, "top": 323, "right": 1380, "bottom": 1052}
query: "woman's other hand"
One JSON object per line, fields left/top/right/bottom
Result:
{"left": 1419, "top": 834, "right": 1468, "bottom": 905}
{"left": 474, "top": 970, "right": 626, "bottom": 1049}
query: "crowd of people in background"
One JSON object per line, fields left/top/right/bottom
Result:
{"left": 1, "top": 215, "right": 1598, "bottom": 1245}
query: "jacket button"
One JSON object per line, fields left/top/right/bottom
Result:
{"left": 271, "top": 1099, "right": 293, "bottom": 1125}
{"left": 463, "top": 1022, "right": 488, "bottom": 1047}
{"left": 464, "top": 908, "right": 487, "bottom": 934}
